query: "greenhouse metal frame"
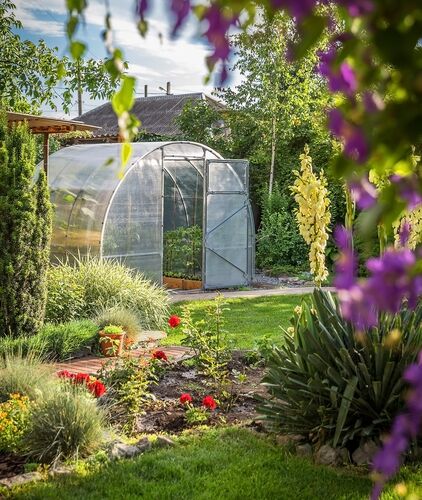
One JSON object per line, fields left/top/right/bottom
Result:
{"left": 45, "top": 141, "right": 255, "bottom": 289}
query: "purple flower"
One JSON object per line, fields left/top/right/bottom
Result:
{"left": 399, "top": 220, "right": 411, "bottom": 247}
{"left": 336, "top": 0, "right": 374, "bottom": 17}
{"left": 390, "top": 174, "right": 422, "bottom": 210}
{"left": 170, "top": 0, "right": 191, "bottom": 36}
{"left": 348, "top": 176, "right": 377, "bottom": 209}
{"left": 136, "top": 0, "right": 148, "bottom": 19}
{"left": 318, "top": 48, "right": 357, "bottom": 96}
{"left": 202, "top": 4, "right": 238, "bottom": 83}
{"left": 334, "top": 226, "right": 357, "bottom": 289}
{"left": 329, "top": 109, "right": 369, "bottom": 163}
{"left": 372, "top": 353, "right": 422, "bottom": 499}
{"left": 270, "top": 0, "right": 318, "bottom": 20}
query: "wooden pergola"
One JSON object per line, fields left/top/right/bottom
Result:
{"left": 6, "top": 112, "right": 100, "bottom": 175}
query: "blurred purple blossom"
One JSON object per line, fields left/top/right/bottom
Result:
{"left": 334, "top": 226, "right": 357, "bottom": 289}
{"left": 318, "top": 48, "right": 357, "bottom": 95}
{"left": 371, "top": 353, "right": 422, "bottom": 499}
{"left": 337, "top": 0, "right": 374, "bottom": 17}
{"left": 348, "top": 176, "right": 377, "bottom": 209}
{"left": 399, "top": 221, "right": 411, "bottom": 247}
{"left": 270, "top": 0, "right": 317, "bottom": 20}
{"left": 136, "top": 0, "right": 148, "bottom": 19}
{"left": 390, "top": 174, "right": 422, "bottom": 210}
{"left": 170, "top": 0, "right": 191, "bottom": 36}
{"left": 329, "top": 109, "right": 369, "bottom": 163}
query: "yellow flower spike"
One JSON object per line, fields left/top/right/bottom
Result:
{"left": 384, "top": 329, "right": 402, "bottom": 348}
{"left": 394, "top": 483, "right": 408, "bottom": 497}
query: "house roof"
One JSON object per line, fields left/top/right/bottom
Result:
{"left": 7, "top": 112, "right": 100, "bottom": 134}
{"left": 74, "top": 93, "right": 224, "bottom": 138}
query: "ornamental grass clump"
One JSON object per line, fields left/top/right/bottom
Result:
{"left": 96, "top": 307, "right": 142, "bottom": 343}
{"left": 291, "top": 145, "right": 331, "bottom": 285}
{"left": 46, "top": 256, "right": 169, "bottom": 329}
{"left": 258, "top": 289, "right": 422, "bottom": 448}
{"left": 26, "top": 385, "right": 105, "bottom": 463}
{"left": 0, "top": 351, "right": 56, "bottom": 402}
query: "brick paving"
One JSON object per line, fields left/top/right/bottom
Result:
{"left": 54, "top": 345, "right": 192, "bottom": 376}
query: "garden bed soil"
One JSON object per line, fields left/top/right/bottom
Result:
{"left": 0, "top": 453, "right": 26, "bottom": 480}
{"left": 136, "top": 351, "right": 266, "bottom": 434}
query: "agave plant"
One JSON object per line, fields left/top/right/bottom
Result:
{"left": 258, "top": 289, "right": 422, "bottom": 447}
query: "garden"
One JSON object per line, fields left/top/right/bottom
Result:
{"left": 1, "top": 0, "right": 422, "bottom": 499}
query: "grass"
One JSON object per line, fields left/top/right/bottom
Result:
{"left": 9, "top": 427, "right": 422, "bottom": 500}
{"left": 161, "top": 294, "right": 309, "bottom": 349}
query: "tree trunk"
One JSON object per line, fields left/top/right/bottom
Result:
{"left": 269, "top": 117, "right": 276, "bottom": 194}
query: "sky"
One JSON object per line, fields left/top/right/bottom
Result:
{"left": 13, "top": 0, "right": 241, "bottom": 118}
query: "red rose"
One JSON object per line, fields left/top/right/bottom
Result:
{"left": 202, "top": 395, "right": 217, "bottom": 410}
{"left": 87, "top": 380, "right": 106, "bottom": 398}
{"left": 180, "top": 393, "right": 193, "bottom": 405}
{"left": 75, "top": 373, "right": 91, "bottom": 385}
{"left": 57, "top": 370, "right": 74, "bottom": 379}
{"left": 168, "top": 315, "right": 181, "bottom": 328}
{"left": 152, "top": 350, "right": 168, "bottom": 361}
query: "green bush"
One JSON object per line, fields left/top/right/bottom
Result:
{"left": 26, "top": 385, "right": 105, "bottom": 463}
{"left": 46, "top": 256, "right": 169, "bottom": 329}
{"left": 256, "top": 186, "right": 308, "bottom": 271}
{"left": 0, "top": 320, "right": 98, "bottom": 361}
{"left": 258, "top": 289, "right": 422, "bottom": 447}
{"left": 37, "top": 320, "right": 98, "bottom": 360}
{"left": 0, "top": 393, "right": 31, "bottom": 453}
{"left": 0, "top": 351, "right": 56, "bottom": 402}
{"left": 96, "top": 307, "right": 142, "bottom": 342}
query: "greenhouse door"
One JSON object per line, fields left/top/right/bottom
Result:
{"left": 203, "top": 159, "right": 250, "bottom": 289}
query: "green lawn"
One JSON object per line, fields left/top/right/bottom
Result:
{"left": 9, "top": 427, "right": 421, "bottom": 500}
{"left": 162, "top": 294, "right": 308, "bottom": 349}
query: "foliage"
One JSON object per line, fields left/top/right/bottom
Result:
{"left": 244, "top": 335, "right": 277, "bottom": 366}
{"left": 0, "top": 1, "right": 119, "bottom": 113}
{"left": 181, "top": 294, "right": 231, "bottom": 386}
{"left": 291, "top": 145, "right": 331, "bottom": 285}
{"left": 102, "top": 325, "right": 124, "bottom": 335}
{"left": 8, "top": 427, "right": 385, "bottom": 500}
{"left": 256, "top": 184, "right": 309, "bottom": 270}
{"left": 0, "top": 116, "right": 52, "bottom": 338}
{"left": 26, "top": 385, "right": 105, "bottom": 463}
{"left": 46, "top": 256, "right": 169, "bottom": 329}
{"left": 175, "top": 100, "right": 228, "bottom": 154}
{"left": 99, "top": 355, "right": 157, "bottom": 434}
{"left": 0, "top": 351, "right": 56, "bottom": 402}
{"left": 184, "top": 405, "right": 209, "bottom": 425}
{"left": 96, "top": 307, "right": 142, "bottom": 342}
{"left": 38, "top": 320, "right": 98, "bottom": 360}
{"left": 163, "top": 225, "right": 202, "bottom": 279}
{"left": 0, "top": 320, "right": 98, "bottom": 360}
{"left": 163, "top": 294, "right": 307, "bottom": 349}
{"left": 0, "top": 393, "right": 30, "bottom": 453}
{"left": 259, "top": 289, "right": 422, "bottom": 447}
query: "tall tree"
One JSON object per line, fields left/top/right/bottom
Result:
{"left": 0, "top": 114, "right": 52, "bottom": 337}
{"left": 220, "top": 12, "right": 331, "bottom": 193}
{"left": 0, "top": 1, "right": 119, "bottom": 114}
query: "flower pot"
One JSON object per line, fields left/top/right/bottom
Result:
{"left": 98, "top": 331, "right": 126, "bottom": 357}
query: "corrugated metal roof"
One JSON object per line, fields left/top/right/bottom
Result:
{"left": 74, "top": 93, "right": 224, "bottom": 138}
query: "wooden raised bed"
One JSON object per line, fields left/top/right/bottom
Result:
{"left": 163, "top": 276, "right": 202, "bottom": 290}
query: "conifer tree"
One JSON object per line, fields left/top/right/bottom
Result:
{"left": 0, "top": 114, "right": 52, "bottom": 337}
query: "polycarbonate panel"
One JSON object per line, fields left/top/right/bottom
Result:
{"left": 204, "top": 160, "right": 251, "bottom": 289}
{"left": 102, "top": 149, "right": 163, "bottom": 283}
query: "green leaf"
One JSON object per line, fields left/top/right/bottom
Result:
{"left": 112, "top": 76, "right": 135, "bottom": 116}
{"left": 70, "top": 41, "right": 86, "bottom": 60}
{"left": 333, "top": 376, "right": 358, "bottom": 447}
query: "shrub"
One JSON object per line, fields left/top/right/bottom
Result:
{"left": 0, "top": 117, "right": 52, "bottom": 338}
{"left": 26, "top": 385, "right": 105, "bottom": 463}
{"left": 96, "top": 307, "right": 142, "bottom": 342}
{"left": 46, "top": 256, "right": 169, "bottom": 329}
{"left": 258, "top": 289, "right": 422, "bottom": 448}
{"left": 0, "top": 393, "right": 31, "bottom": 453}
{"left": 37, "top": 320, "right": 98, "bottom": 360}
{"left": 0, "top": 321, "right": 98, "bottom": 361}
{"left": 0, "top": 351, "right": 56, "bottom": 402}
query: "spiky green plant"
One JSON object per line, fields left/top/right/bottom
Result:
{"left": 258, "top": 289, "right": 422, "bottom": 447}
{"left": 96, "top": 307, "right": 142, "bottom": 341}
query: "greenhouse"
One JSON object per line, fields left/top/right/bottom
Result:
{"left": 45, "top": 141, "right": 255, "bottom": 289}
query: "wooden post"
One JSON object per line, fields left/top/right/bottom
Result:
{"left": 43, "top": 133, "right": 49, "bottom": 176}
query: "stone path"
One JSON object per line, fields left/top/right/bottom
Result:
{"left": 55, "top": 346, "right": 192, "bottom": 376}
{"left": 170, "top": 286, "right": 334, "bottom": 303}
